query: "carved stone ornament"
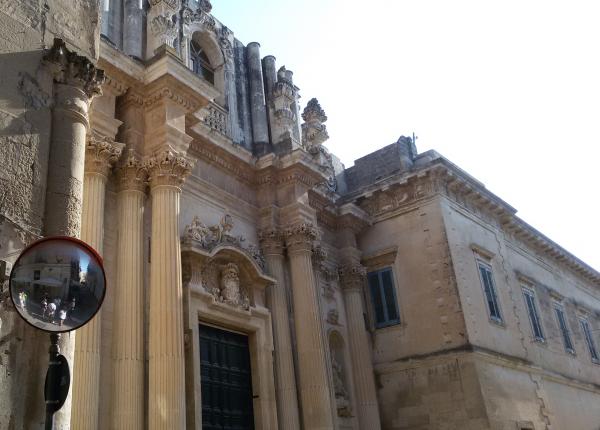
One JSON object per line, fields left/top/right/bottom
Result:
{"left": 302, "top": 98, "right": 329, "bottom": 149}
{"left": 284, "top": 223, "right": 319, "bottom": 253}
{"left": 43, "top": 38, "right": 105, "bottom": 98}
{"left": 182, "top": 214, "right": 266, "bottom": 271}
{"left": 331, "top": 355, "right": 352, "bottom": 417}
{"left": 327, "top": 308, "right": 339, "bottom": 325}
{"left": 116, "top": 149, "right": 147, "bottom": 192}
{"left": 149, "top": 13, "right": 178, "bottom": 47}
{"left": 145, "top": 150, "right": 193, "bottom": 188}
{"left": 338, "top": 264, "right": 367, "bottom": 292}
{"left": 85, "top": 132, "right": 124, "bottom": 176}
{"left": 201, "top": 261, "right": 250, "bottom": 310}
{"left": 257, "top": 228, "right": 284, "bottom": 256}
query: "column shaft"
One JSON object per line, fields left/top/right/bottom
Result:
{"left": 149, "top": 185, "right": 186, "bottom": 429}
{"left": 286, "top": 225, "right": 334, "bottom": 430}
{"left": 343, "top": 288, "right": 381, "bottom": 429}
{"left": 111, "top": 166, "right": 145, "bottom": 429}
{"left": 260, "top": 232, "right": 301, "bottom": 430}
{"left": 71, "top": 172, "right": 108, "bottom": 429}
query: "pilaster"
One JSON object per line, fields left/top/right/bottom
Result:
{"left": 258, "top": 228, "right": 301, "bottom": 430}
{"left": 284, "top": 222, "right": 335, "bottom": 430}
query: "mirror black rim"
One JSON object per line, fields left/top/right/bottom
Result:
{"left": 9, "top": 235, "right": 107, "bottom": 333}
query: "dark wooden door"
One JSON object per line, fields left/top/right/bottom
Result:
{"left": 199, "top": 324, "right": 255, "bottom": 430}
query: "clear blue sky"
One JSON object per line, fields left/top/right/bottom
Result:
{"left": 214, "top": 0, "right": 600, "bottom": 270}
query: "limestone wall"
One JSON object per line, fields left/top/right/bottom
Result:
{"left": 0, "top": 1, "right": 100, "bottom": 427}
{"left": 357, "top": 197, "right": 467, "bottom": 364}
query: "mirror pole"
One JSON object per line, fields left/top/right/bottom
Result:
{"left": 45, "top": 333, "right": 61, "bottom": 430}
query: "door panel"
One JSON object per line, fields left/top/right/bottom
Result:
{"left": 199, "top": 324, "right": 254, "bottom": 430}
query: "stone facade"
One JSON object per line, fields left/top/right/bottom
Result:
{"left": 1, "top": 2, "right": 599, "bottom": 430}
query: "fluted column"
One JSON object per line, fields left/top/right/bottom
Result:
{"left": 110, "top": 152, "right": 147, "bottom": 429}
{"left": 146, "top": 150, "right": 193, "bottom": 430}
{"left": 339, "top": 264, "right": 381, "bottom": 430}
{"left": 258, "top": 229, "right": 301, "bottom": 430}
{"left": 284, "top": 223, "right": 334, "bottom": 430}
{"left": 71, "top": 135, "right": 122, "bottom": 429}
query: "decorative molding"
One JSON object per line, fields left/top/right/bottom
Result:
{"left": 43, "top": 38, "right": 105, "bottom": 99}
{"left": 258, "top": 228, "right": 284, "bottom": 256}
{"left": 145, "top": 150, "right": 194, "bottom": 188}
{"left": 338, "top": 264, "right": 367, "bottom": 292}
{"left": 85, "top": 132, "right": 124, "bottom": 177}
{"left": 144, "top": 86, "right": 199, "bottom": 112}
{"left": 362, "top": 246, "right": 398, "bottom": 270}
{"left": 471, "top": 243, "right": 495, "bottom": 261}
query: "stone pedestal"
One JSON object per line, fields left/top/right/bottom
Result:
{"left": 71, "top": 135, "right": 122, "bottom": 429}
{"left": 147, "top": 150, "right": 192, "bottom": 430}
{"left": 259, "top": 229, "right": 300, "bottom": 430}
{"left": 339, "top": 264, "right": 382, "bottom": 430}
{"left": 284, "top": 223, "right": 334, "bottom": 430}
{"left": 110, "top": 153, "right": 147, "bottom": 429}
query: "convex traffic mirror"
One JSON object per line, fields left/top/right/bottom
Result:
{"left": 9, "top": 236, "right": 106, "bottom": 333}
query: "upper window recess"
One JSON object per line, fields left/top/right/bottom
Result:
{"left": 190, "top": 40, "right": 214, "bottom": 85}
{"left": 522, "top": 287, "right": 545, "bottom": 342}
{"left": 477, "top": 261, "right": 503, "bottom": 324}
{"left": 553, "top": 303, "right": 575, "bottom": 354}
{"left": 579, "top": 317, "right": 599, "bottom": 363}
{"left": 367, "top": 268, "right": 400, "bottom": 329}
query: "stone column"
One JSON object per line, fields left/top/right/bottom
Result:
{"left": 22, "top": 38, "right": 105, "bottom": 429}
{"left": 284, "top": 223, "right": 334, "bottom": 430}
{"left": 110, "top": 152, "right": 147, "bottom": 429}
{"left": 247, "top": 42, "right": 270, "bottom": 153}
{"left": 258, "top": 229, "right": 301, "bottom": 430}
{"left": 339, "top": 264, "right": 382, "bottom": 430}
{"left": 71, "top": 135, "right": 122, "bottom": 430}
{"left": 146, "top": 150, "right": 193, "bottom": 430}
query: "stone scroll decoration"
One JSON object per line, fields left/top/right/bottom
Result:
{"left": 182, "top": 213, "right": 266, "bottom": 271}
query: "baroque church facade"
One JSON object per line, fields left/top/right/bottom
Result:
{"left": 0, "top": 1, "right": 599, "bottom": 429}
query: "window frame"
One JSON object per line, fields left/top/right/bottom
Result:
{"left": 553, "top": 302, "right": 575, "bottom": 355}
{"left": 522, "top": 286, "right": 545, "bottom": 343}
{"left": 579, "top": 317, "right": 599, "bottom": 364}
{"left": 367, "top": 267, "right": 401, "bottom": 329}
{"left": 189, "top": 40, "right": 215, "bottom": 85}
{"left": 476, "top": 260, "right": 503, "bottom": 325}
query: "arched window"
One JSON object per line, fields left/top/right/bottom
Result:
{"left": 190, "top": 40, "right": 214, "bottom": 85}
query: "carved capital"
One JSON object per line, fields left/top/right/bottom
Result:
{"left": 338, "top": 264, "right": 367, "bottom": 292}
{"left": 43, "top": 38, "right": 105, "bottom": 99}
{"left": 258, "top": 228, "right": 284, "bottom": 256}
{"left": 116, "top": 150, "right": 147, "bottom": 192}
{"left": 85, "top": 133, "right": 124, "bottom": 177}
{"left": 312, "top": 244, "right": 327, "bottom": 270}
{"left": 145, "top": 150, "right": 194, "bottom": 189}
{"left": 284, "top": 223, "right": 318, "bottom": 254}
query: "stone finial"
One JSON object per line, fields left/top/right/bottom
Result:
{"left": 43, "top": 38, "right": 106, "bottom": 98}
{"left": 302, "top": 98, "right": 329, "bottom": 149}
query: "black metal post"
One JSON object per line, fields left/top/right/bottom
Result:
{"left": 44, "top": 333, "right": 61, "bottom": 430}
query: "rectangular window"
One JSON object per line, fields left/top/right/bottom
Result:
{"left": 579, "top": 318, "right": 599, "bottom": 363}
{"left": 33, "top": 270, "right": 40, "bottom": 281}
{"left": 367, "top": 268, "right": 400, "bottom": 328}
{"left": 477, "top": 262, "right": 502, "bottom": 323}
{"left": 553, "top": 304, "right": 575, "bottom": 354}
{"left": 523, "top": 288, "right": 544, "bottom": 341}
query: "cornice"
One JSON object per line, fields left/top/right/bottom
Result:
{"left": 188, "top": 139, "right": 255, "bottom": 185}
{"left": 346, "top": 159, "right": 600, "bottom": 289}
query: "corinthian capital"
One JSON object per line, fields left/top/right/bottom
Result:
{"left": 338, "top": 264, "right": 367, "bottom": 292}
{"left": 258, "top": 228, "right": 284, "bottom": 256}
{"left": 43, "top": 38, "right": 106, "bottom": 99}
{"left": 116, "top": 150, "right": 147, "bottom": 192}
{"left": 85, "top": 132, "right": 124, "bottom": 177}
{"left": 145, "top": 150, "right": 194, "bottom": 188}
{"left": 284, "top": 222, "right": 318, "bottom": 254}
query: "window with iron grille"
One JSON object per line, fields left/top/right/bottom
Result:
{"left": 477, "top": 261, "right": 502, "bottom": 323}
{"left": 367, "top": 268, "right": 400, "bottom": 329}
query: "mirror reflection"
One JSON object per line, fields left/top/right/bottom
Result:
{"left": 9, "top": 238, "right": 105, "bottom": 333}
